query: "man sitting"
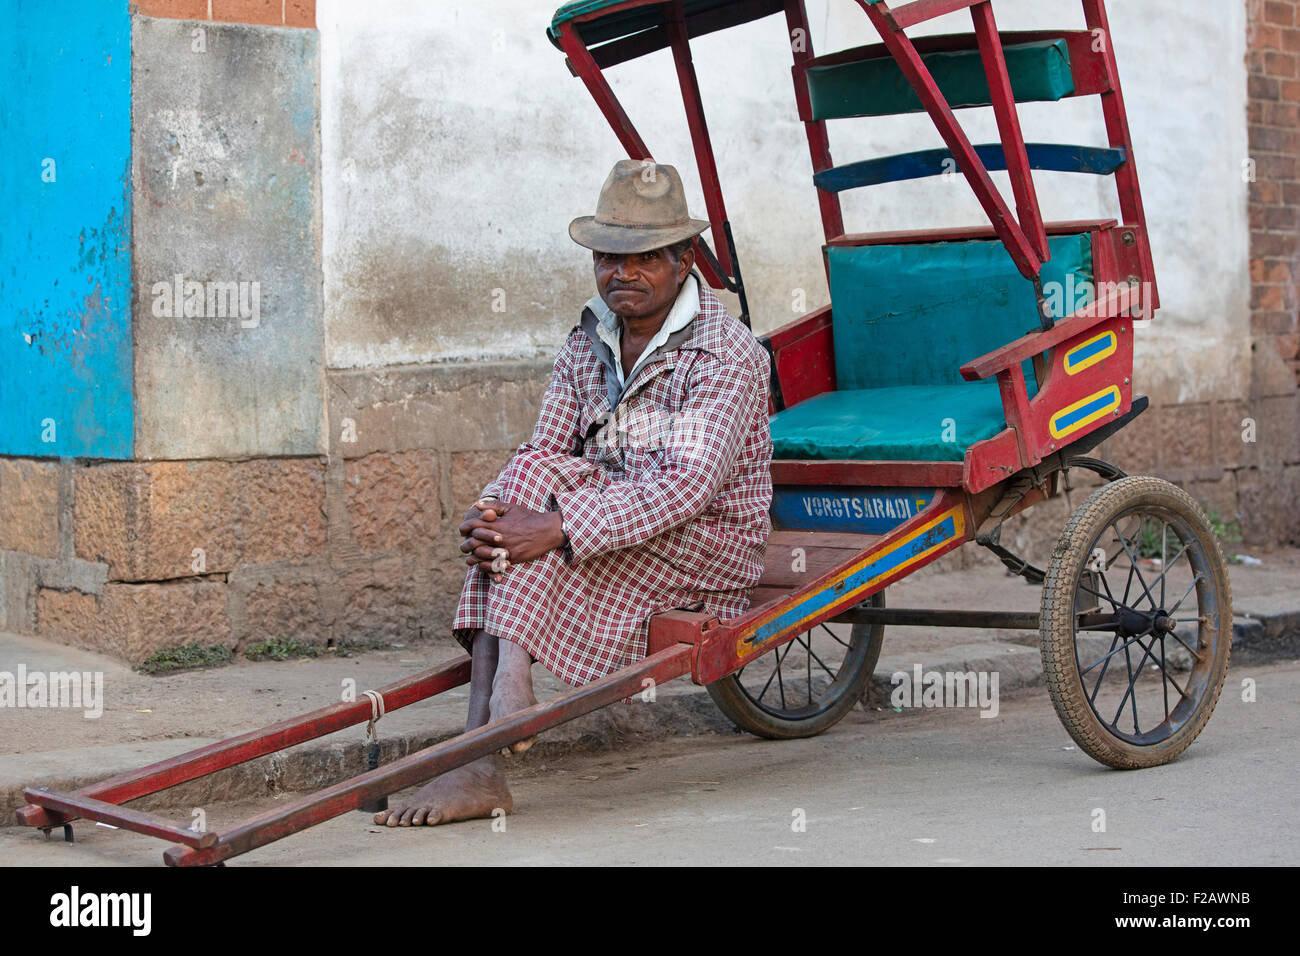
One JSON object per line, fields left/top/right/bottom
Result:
{"left": 376, "top": 159, "right": 773, "bottom": 827}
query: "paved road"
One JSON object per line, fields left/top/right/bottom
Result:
{"left": 4, "top": 659, "right": 1296, "bottom": 867}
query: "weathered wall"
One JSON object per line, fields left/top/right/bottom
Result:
{"left": 319, "top": 0, "right": 1253, "bottom": 409}
{"left": 0, "top": 0, "right": 134, "bottom": 459}
{"left": 319, "top": 0, "right": 1294, "bottom": 568}
{"left": 131, "top": 15, "right": 326, "bottom": 459}
{"left": 1, "top": 2, "right": 335, "bottom": 662}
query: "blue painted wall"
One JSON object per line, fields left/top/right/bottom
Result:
{"left": 0, "top": 0, "right": 133, "bottom": 459}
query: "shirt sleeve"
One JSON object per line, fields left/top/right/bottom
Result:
{"left": 478, "top": 336, "right": 581, "bottom": 501}
{"left": 551, "top": 353, "right": 760, "bottom": 563}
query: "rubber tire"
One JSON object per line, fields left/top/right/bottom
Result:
{"left": 707, "top": 591, "right": 886, "bottom": 740}
{"left": 1040, "top": 476, "right": 1233, "bottom": 769}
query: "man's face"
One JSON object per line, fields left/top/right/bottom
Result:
{"left": 593, "top": 246, "right": 694, "bottom": 321}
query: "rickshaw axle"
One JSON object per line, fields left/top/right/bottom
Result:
{"left": 840, "top": 606, "right": 1116, "bottom": 631}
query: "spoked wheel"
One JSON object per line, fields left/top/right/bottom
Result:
{"left": 707, "top": 591, "right": 886, "bottom": 739}
{"left": 1041, "top": 476, "right": 1232, "bottom": 769}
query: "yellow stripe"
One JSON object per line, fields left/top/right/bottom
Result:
{"left": 737, "top": 505, "right": 966, "bottom": 656}
{"left": 1049, "top": 385, "right": 1121, "bottom": 440}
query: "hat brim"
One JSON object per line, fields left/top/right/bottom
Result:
{"left": 569, "top": 216, "right": 710, "bottom": 254}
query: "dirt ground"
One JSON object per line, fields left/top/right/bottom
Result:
{"left": 6, "top": 659, "right": 1296, "bottom": 867}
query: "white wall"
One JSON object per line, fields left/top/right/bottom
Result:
{"left": 319, "top": 0, "right": 1250, "bottom": 402}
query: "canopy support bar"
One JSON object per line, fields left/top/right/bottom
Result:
{"left": 786, "top": 0, "right": 845, "bottom": 245}
{"left": 557, "top": 19, "right": 730, "bottom": 290}
{"left": 856, "top": 0, "right": 1042, "bottom": 280}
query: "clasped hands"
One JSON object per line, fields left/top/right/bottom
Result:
{"left": 459, "top": 498, "right": 566, "bottom": 581}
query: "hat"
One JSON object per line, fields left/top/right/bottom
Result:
{"left": 569, "top": 159, "right": 711, "bottom": 254}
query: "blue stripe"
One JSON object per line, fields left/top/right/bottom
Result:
{"left": 1055, "top": 392, "right": 1115, "bottom": 431}
{"left": 814, "top": 143, "right": 1127, "bottom": 193}
{"left": 1066, "top": 335, "right": 1113, "bottom": 367}
{"left": 749, "top": 514, "right": 958, "bottom": 646}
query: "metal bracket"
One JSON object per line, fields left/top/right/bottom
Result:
{"left": 977, "top": 523, "right": 1046, "bottom": 584}
{"left": 759, "top": 336, "right": 786, "bottom": 412}
{"left": 975, "top": 475, "right": 1045, "bottom": 583}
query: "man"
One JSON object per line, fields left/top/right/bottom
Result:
{"left": 375, "top": 159, "right": 773, "bottom": 827}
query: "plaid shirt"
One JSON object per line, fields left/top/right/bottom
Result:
{"left": 451, "top": 279, "right": 773, "bottom": 685}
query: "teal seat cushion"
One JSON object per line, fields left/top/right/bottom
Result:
{"left": 830, "top": 233, "right": 1094, "bottom": 392}
{"left": 769, "top": 382, "right": 1008, "bottom": 462}
{"left": 806, "top": 39, "right": 1075, "bottom": 120}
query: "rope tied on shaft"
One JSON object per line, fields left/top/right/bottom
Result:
{"left": 359, "top": 689, "right": 388, "bottom": 813}
{"left": 362, "top": 689, "right": 385, "bottom": 743}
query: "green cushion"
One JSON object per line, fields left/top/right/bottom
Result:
{"left": 769, "top": 383, "right": 1008, "bottom": 462}
{"left": 829, "top": 233, "right": 1094, "bottom": 392}
{"left": 807, "top": 39, "right": 1075, "bottom": 120}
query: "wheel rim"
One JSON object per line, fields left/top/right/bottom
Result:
{"left": 1071, "top": 505, "right": 1223, "bottom": 747}
{"left": 730, "top": 601, "right": 877, "bottom": 722}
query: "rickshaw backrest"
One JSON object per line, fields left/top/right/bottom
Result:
{"left": 806, "top": 38, "right": 1075, "bottom": 120}
{"left": 828, "top": 233, "right": 1094, "bottom": 391}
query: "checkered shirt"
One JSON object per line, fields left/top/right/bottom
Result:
{"left": 451, "top": 281, "right": 773, "bottom": 685}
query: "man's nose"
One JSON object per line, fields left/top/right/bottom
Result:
{"left": 612, "top": 256, "right": 636, "bottom": 280}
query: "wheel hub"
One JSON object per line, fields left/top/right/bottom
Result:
{"left": 1115, "top": 606, "right": 1153, "bottom": 637}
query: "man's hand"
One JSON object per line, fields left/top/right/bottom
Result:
{"left": 460, "top": 499, "right": 513, "bottom": 580}
{"left": 460, "top": 499, "right": 565, "bottom": 570}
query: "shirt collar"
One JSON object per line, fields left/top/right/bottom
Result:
{"left": 587, "top": 274, "right": 700, "bottom": 384}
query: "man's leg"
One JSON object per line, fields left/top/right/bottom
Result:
{"left": 374, "top": 628, "right": 512, "bottom": 827}
{"left": 491, "top": 634, "right": 539, "bottom": 755}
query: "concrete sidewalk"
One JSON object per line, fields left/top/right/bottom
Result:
{"left": 2, "top": 549, "right": 1297, "bottom": 820}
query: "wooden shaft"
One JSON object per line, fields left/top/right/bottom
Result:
{"left": 16, "top": 656, "right": 472, "bottom": 830}
{"left": 24, "top": 788, "right": 218, "bottom": 849}
{"left": 165, "top": 645, "right": 695, "bottom": 866}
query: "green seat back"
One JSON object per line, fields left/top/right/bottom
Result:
{"left": 829, "top": 233, "right": 1095, "bottom": 392}
{"left": 806, "top": 39, "right": 1075, "bottom": 120}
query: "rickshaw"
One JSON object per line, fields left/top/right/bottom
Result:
{"left": 17, "top": 0, "right": 1232, "bottom": 866}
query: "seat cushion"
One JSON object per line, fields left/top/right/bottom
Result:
{"left": 769, "top": 382, "right": 1008, "bottom": 462}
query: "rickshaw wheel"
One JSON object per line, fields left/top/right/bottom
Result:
{"left": 706, "top": 592, "right": 885, "bottom": 740}
{"left": 1040, "top": 476, "right": 1232, "bottom": 769}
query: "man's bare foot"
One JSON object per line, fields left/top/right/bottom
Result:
{"left": 373, "top": 755, "right": 511, "bottom": 827}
